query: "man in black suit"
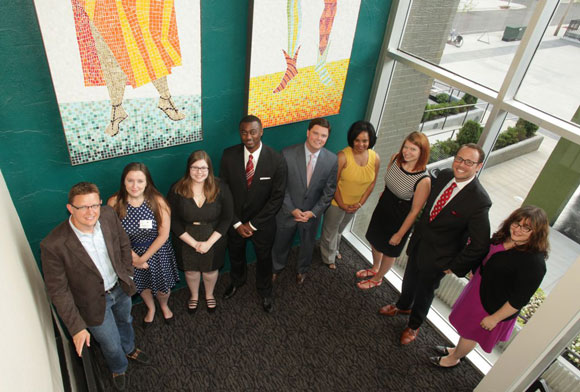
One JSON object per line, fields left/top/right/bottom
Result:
{"left": 219, "top": 115, "right": 287, "bottom": 312}
{"left": 379, "top": 143, "right": 492, "bottom": 345}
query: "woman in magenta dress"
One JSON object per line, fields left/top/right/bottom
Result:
{"left": 430, "top": 205, "right": 549, "bottom": 368}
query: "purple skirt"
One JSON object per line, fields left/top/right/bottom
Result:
{"left": 449, "top": 244, "right": 517, "bottom": 353}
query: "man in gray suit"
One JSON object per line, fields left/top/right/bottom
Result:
{"left": 41, "top": 182, "right": 148, "bottom": 391}
{"left": 272, "top": 118, "right": 338, "bottom": 284}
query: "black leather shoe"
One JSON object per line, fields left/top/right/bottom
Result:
{"left": 112, "top": 373, "right": 126, "bottom": 391}
{"left": 429, "top": 356, "right": 461, "bottom": 369}
{"left": 262, "top": 297, "right": 274, "bottom": 313}
{"left": 127, "top": 348, "right": 150, "bottom": 365}
{"left": 434, "top": 345, "right": 453, "bottom": 356}
{"left": 223, "top": 284, "right": 238, "bottom": 300}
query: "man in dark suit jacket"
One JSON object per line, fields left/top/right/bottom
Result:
{"left": 41, "top": 182, "right": 148, "bottom": 391}
{"left": 272, "top": 118, "right": 337, "bottom": 284}
{"left": 379, "top": 144, "right": 492, "bottom": 346}
{"left": 220, "top": 115, "right": 287, "bottom": 312}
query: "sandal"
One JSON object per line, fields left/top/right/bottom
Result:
{"left": 188, "top": 299, "right": 198, "bottom": 314}
{"left": 357, "top": 278, "right": 383, "bottom": 290}
{"left": 356, "top": 269, "right": 377, "bottom": 279}
{"left": 206, "top": 298, "right": 217, "bottom": 314}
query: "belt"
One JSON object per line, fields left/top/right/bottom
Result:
{"left": 192, "top": 221, "right": 209, "bottom": 226}
{"left": 105, "top": 281, "right": 119, "bottom": 294}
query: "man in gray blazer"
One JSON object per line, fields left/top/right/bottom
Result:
{"left": 272, "top": 118, "right": 338, "bottom": 284}
{"left": 41, "top": 182, "right": 148, "bottom": 391}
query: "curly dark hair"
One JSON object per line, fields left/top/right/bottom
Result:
{"left": 491, "top": 205, "right": 550, "bottom": 258}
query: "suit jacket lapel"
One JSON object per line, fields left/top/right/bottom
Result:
{"left": 64, "top": 225, "right": 102, "bottom": 277}
{"left": 100, "top": 216, "right": 117, "bottom": 265}
{"left": 236, "top": 145, "right": 249, "bottom": 192}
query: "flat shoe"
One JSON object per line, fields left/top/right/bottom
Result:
{"left": 357, "top": 278, "right": 382, "bottom": 290}
{"left": 112, "top": 372, "right": 126, "bottom": 391}
{"left": 127, "top": 348, "right": 150, "bottom": 365}
{"left": 328, "top": 263, "right": 336, "bottom": 270}
{"left": 142, "top": 319, "right": 153, "bottom": 329}
{"left": 356, "top": 269, "right": 377, "bottom": 279}
{"left": 429, "top": 356, "right": 461, "bottom": 369}
{"left": 163, "top": 315, "right": 174, "bottom": 325}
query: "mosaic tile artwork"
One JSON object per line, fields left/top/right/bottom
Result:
{"left": 61, "top": 95, "right": 201, "bottom": 165}
{"left": 248, "top": 0, "right": 361, "bottom": 128}
{"left": 34, "top": 0, "right": 201, "bottom": 165}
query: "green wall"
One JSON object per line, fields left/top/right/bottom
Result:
{"left": 0, "top": 0, "right": 391, "bottom": 269}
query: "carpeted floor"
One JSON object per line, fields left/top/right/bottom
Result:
{"left": 93, "top": 242, "right": 483, "bottom": 391}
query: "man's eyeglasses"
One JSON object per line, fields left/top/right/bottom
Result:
{"left": 70, "top": 203, "right": 102, "bottom": 212}
{"left": 511, "top": 222, "right": 532, "bottom": 233}
{"left": 454, "top": 156, "right": 479, "bottom": 167}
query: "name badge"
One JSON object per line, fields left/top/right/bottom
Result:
{"left": 139, "top": 220, "right": 153, "bottom": 229}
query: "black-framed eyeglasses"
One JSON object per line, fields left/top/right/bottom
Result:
{"left": 511, "top": 222, "right": 532, "bottom": 233}
{"left": 454, "top": 156, "right": 479, "bottom": 167}
{"left": 70, "top": 203, "right": 102, "bottom": 212}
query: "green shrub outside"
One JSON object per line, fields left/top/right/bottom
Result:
{"left": 435, "top": 93, "right": 450, "bottom": 104}
{"left": 427, "top": 117, "right": 540, "bottom": 163}
{"left": 463, "top": 93, "right": 478, "bottom": 105}
{"left": 456, "top": 120, "right": 483, "bottom": 146}
{"left": 516, "top": 118, "right": 539, "bottom": 138}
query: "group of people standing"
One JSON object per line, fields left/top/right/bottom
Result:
{"left": 40, "top": 114, "right": 549, "bottom": 390}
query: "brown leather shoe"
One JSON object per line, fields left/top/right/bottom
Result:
{"left": 400, "top": 327, "right": 419, "bottom": 345}
{"left": 378, "top": 304, "right": 411, "bottom": 316}
{"left": 272, "top": 273, "right": 278, "bottom": 283}
{"left": 296, "top": 273, "right": 305, "bottom": 285}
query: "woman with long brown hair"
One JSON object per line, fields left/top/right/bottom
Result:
{"left": 108, "top": 162, "right": 179, "bottom": 326}
{"left": 431, "top": 205, "right": 549, "bottom": 368}
{"left": 358, "top": 131, "right": 431, "bottom": 289}
{"left": 167, "top": 150, "right": 233, "bottom": 313}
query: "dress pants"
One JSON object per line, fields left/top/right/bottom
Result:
{"left": 396, "top": 246, "right": 446, "bottom": 330}
{"left": 319, "top": 204, "right": 354, "bottom": 265}
{"left": 272, "top": 216, "right": 321, "bottom": 275}
{"left": 227, "top": 222, "right": 275, "bottom": 298}
{"left": 87, "top": 284, "right": 135, "bottom": 374}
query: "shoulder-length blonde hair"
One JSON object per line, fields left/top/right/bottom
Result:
{"left": 174, "top": 150, "right": 220, "bottom": 203}
{"left": 111, "top": 162, "right": 168, "bottom": 224}
{"left": 395, "top": 131, "right": 430, "bottom": 171}
{"left": 491, "top": 205, "right": 550, "bottom": 258}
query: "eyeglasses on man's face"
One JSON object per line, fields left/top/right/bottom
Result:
{"left": 453, "top": 156, "right": 479, "bottom": 167}
{"left": 70, "top": 203, "right": 102, "bottom": 212}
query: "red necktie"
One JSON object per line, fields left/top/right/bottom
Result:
{"left": 246, "top": 154, "right": 254, "bottom": 188}
{"left": 429, "top": 182, "right": 457, "bottom": 222}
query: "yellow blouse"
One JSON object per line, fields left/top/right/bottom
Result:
{"left": 332, "top": 147, "right": 377, "bottom": 206}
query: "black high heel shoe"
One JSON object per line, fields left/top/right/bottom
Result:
{"left": 206, "top": 298, "right": 217, "bottom": 314}
{"left": 188, "top": 299, "right": 199, "bottom": 314}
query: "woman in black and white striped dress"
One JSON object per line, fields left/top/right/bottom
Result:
{"left": 358, "top": 132, "right": 431, "bottom": 289}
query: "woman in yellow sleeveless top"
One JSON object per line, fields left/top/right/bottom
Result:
{"left": 320, "top": 121, "right": 380, "bottom": 268}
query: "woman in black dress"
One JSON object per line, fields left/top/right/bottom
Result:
{"left": 167, "top": 150, "right": 233, "bottom": 313}
{"left": 358, "top": 132, "right": 431, "bottom": 289}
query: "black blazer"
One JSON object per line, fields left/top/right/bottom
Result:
{"left": 407, "top": 168, "right": 492, "bottom": 276}
{"left": 219, "top": 143, "right": 287, "bottom": 230}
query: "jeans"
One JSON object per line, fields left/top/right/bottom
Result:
{"left": 87, "top": 284, "right": 135, "bottom": 374}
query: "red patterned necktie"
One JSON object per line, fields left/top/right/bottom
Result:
{"left": 246, "top": 154, "right": 255, "bottom": 188}
{"left": 429, "top": 182, "right": 457, "bottom": 222}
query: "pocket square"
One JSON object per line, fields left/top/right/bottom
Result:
{"left": 260, "top": 177, "right": 271, "bottom": 180}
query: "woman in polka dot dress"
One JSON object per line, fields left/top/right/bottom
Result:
{"left": 108, "top": 162, "right": 179, "bottom": 326}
